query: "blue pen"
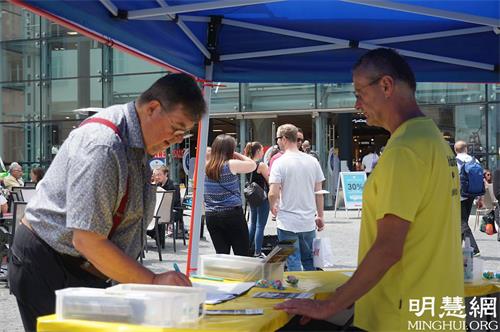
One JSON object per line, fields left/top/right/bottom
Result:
{"left": 173, "top": 263, "right": 181, "bottom": 273}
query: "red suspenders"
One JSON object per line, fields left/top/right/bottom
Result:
{"left": 79, "top": 118, "right": 129, "bottom": 239}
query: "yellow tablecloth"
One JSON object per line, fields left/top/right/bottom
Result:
{"left": 37, "top": 271, "right": 499, "bottom": 332}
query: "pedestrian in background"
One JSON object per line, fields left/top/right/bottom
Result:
{"left": 204, "top": 134, "right": 256, "bottom": 256}
{"left": 244, "top": 141, "right": 270, "bottom": 257}
{"left": 30, "top": 167, "right": 45, "bottom": 186}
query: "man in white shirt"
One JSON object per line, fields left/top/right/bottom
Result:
{"left": 361, "top": 148, "right": 378, "bottom": 176}
{"left": 268, "top": 124, "right": 325, "bottom": 271}
{"left": 454, "top": 140, "right": 480, "bottom": 256}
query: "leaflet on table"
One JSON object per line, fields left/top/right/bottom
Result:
{"left": 206, "top": 309, "right": 264, "bottom": 315}
{"left": 252, "top": 292, "right": 314, "bottom": 299}
{"left": 192, "top": 281, "right": 255, "bottom": 305}
{"left": 262, "top": 240, "right": 296, "bottom": 264}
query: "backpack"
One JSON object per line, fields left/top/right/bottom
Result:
{"left": 457, "top": 158, "right": 485, "bottom": 198}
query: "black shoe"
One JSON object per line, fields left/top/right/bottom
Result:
{"left": 146, "top": 229, "right": 156, "bottom": 239}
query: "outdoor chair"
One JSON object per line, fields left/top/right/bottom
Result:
{"left": 8, "top": 201, "right": 27, "bottom": 250}
{"left": 152, "top": 190, "right": 176, "bottom": 261}
{"left": 7, "top": 191, "right": 21, "bottom": 213}
{"left": 140, "top": 189, "right": 165, "bottom": 264}
{"left": 20, "top": 187, "right": 36, "bottom": 203}
{"left": 11, "top": 187, "right": 23, "bottom": 201}
{"left": 5, "top": 201, "right": 27, "bottom": 291}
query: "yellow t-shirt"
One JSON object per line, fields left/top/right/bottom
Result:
{"left": 354, "top": 117, "right": 464, "bottom": 331}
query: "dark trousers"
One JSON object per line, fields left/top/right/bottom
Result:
{"left": 8, "top": 224, "right": 109, "bottom": 332}
{"left": 460, "top": 197, "right": 480, "bottom": 254}
{"left": 495, "top": 202, "right": 500, "bottom": 241}
{"left": 206, "top": 207, "right": 250, "bottom": 256}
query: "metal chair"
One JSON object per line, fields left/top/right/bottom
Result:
{"left": 20, "top": 187, "right": 36, "bottom": 203}
{"left": 11, "top": 187, "right": 23, "bottom": 201}
{"left": 140, "top": 189, "right": 165, "bottom": 264}
{"left": 152, "top": 190, "right": 175, "bottom": 260}
{"left": 9, "top": 201, "right": 27, "bottom": 250}
{"left": 4, "top": 201, "right": 27, "bottom": 290}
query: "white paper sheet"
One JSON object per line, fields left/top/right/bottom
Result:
{"left": 192, "top": 281, "right": 255, "bottom": 305}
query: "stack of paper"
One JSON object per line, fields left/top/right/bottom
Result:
{"left": 193, "top": 281, "right": 255, "bottom": 305}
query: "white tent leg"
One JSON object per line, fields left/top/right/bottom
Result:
{"left": 186, "top": 64, "right": 213, "bottom": 276}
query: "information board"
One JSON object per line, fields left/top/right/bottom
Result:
{"left": 339, "top": 171, "right": 366, "bottom": 209}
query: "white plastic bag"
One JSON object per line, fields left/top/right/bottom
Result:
{"left": 312, "top": 237, "right": 334, "bottom": 268}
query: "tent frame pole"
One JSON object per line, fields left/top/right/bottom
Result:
{"left": 186, "top": 66, "right": 213, "bottom": 276}
{"left": 127, "top": 0, "right": 284, "bottom": 20}
{"left": 341, "top": 0, "right": 499, "bottom": 28}
{"left": 99, "top": 0, "right": 118, "bottom": 16}
{"left": 155, "top": 0, "right": 211, "bottom": 59}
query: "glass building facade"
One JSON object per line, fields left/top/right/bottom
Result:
{"left": 1, "top": 1, "right": 499, "bottom": 206}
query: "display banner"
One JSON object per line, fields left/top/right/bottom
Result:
{"left": 339, "top": 172, "right": 366, "bottom": 209}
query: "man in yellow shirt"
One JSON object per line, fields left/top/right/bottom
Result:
{"left": 276, "top": 48, "right": 464, "bottom": 331}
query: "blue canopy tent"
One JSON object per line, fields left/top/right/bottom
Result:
{"left": 11, "top": 0, "right": 500, "bottom": 274}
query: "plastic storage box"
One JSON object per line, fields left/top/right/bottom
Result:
{"left": 55, "top": 285, "right": 206, "bottom": 327}
{"left": 109, "top": 284, "right": 206, "bottom": 322}
{"left": 199, "top": 254, "right": 284, "bottom": 281}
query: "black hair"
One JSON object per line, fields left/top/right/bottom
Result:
{"left": 353, "top": 48, "right": 416, "bottom": 92}
{"left": 138, "top": 73, "right": 206, "bottom": 122}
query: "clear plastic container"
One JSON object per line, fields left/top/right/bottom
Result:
{"left": 55, "top": 285, "right": 205, "bottom": 327}
{"left": 199, "top": 254, "right": 284, "bottom": 281}
{"left": 109, "top": 284, "right": 205, "bottom": 323}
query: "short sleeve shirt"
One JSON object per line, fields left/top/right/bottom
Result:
{"left": 269, "top": 151, "right": 325, "bottom": 232}
{"left": 26, "top": 102, "right": 155, "bottom": 258}
{"left": 354, "top": 117, "right": 464, "bottom": 331}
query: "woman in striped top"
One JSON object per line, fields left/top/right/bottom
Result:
{"left": 204, "top": 135, "right": 256, "bottom": 256}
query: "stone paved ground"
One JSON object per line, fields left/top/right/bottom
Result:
{"left": 0, "top": 211, "right": 498, "bottom": 331}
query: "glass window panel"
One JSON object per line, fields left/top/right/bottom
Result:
{"left": 44, "top": 78, "right": 102, "bottom": 120}
{"left": 422, "top": 104, "right": 487, "bottom": 161}
{"left": 317, "top": 83, "right": 355, "bottom": 109}
{"left": 110, "top": 73, "right": 166, "bottom": 104}
{"left": 43, "top": 18, "right": 79, "bottom": 38}
{"left": 210, "top": 83, "right": 239, "bottom": 113}
{"left": 487, "top": 83, "right": 499, "bottom": 102}
{"left": 416, "top": 83, "right": 486, "bottom": 105}
{"left": 0, "top": 122, "right": 39, "bottom": 167}
{"left": 487, "top": 103, "right": 499, "bottom": 170}
{"left": 0, "top": 81, "right": 40, "bottom": 122}
{"left": 242, "top": 83, "right": 315, "bottom": 112}
{"left": 0, "top": 2, "right": 40, "bottom": 41}
{"left": 48, "top": 37, "right": 102, "bottom": 79}
{"left": 1, "top": 39, "right": 40, "bottom": 82}
{"left": 40, "top": 120, "right": 82, "bottom": 166}
{"left": 112, "top": 51, "right": 166, "bottom": 75}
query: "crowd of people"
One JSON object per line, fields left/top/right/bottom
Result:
{"left": 0, "top": 49, "right": 498, "bottom": 331}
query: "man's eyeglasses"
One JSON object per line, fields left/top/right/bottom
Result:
{"left": 157, "top": 100, "right": 191, "bottom": 138}
{"left": 353, "top": 76, "right": 384, "bottom": 100}
{"left": 275, "top": 136, "right": 283, "bottom": 143}
{"left": 297, "top": 138, "right": 303, "bottom": 143}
